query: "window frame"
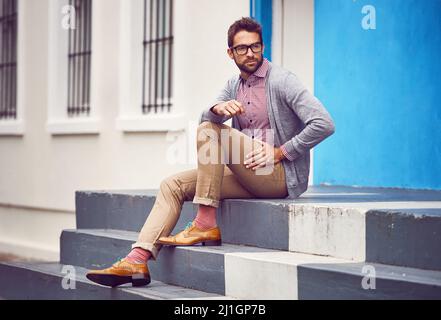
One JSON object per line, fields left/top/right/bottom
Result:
{"left": 0, "top": 0, "right": 24, "bottom": 136}
{"left": 116, "top": 0, "right": 186, "bottom": 133}
{"left": 46, "top": 0, "right": 100, "bottom": 136}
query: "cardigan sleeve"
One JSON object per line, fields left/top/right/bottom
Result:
{"left": 280, "top": 73, "right": 335, "bottom": 161}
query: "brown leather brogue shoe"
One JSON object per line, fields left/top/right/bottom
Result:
{"left": 86, "top": 258, "right": 150, "bottom": 287}
{"left": 156, "top": 221, "right": 222, "bottom": 246}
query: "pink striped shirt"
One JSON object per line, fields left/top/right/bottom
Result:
{"left": 236, "top": 58, "right": 293, "bottom": 160}
{"left": 236, "top": 58, "right": 270, "bottom": 142}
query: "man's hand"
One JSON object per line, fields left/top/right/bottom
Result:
{"left": 212, "top": 100, "right": 245, "bottom": 117}
{"left": 244, "top": 143, "right": 285, "bottom": 170}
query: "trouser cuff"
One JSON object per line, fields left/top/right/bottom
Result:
{"left": 192, "top": 196, "right": 220, "bottom": 208}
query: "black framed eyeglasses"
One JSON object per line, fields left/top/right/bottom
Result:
{"left": 231, "top": 42, "right": 263, "bottom": 55}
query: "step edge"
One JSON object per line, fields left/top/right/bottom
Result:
{"left": 0, "top": 261, "right": 229, "bottom": 300}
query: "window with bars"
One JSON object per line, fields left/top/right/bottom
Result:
{"left": 0, "top": 0, "right": 17, "bottom": 120}
{"left": 142, "top": 0, "right": 173, "bottom": 115}
{"left": 67, "top": 0, "right": 92, "bottom": 117}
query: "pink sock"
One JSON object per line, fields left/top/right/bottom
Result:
{"left": 125, "top": 247, "right": 151, "bottom": 264}
{"left": 194, "top": 205, "right": 217, "bottom": 230}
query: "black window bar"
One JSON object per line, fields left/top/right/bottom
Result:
{"left": 67, "top": 0, "right": 92, "bottom": 117}
{"left": 0, "top": 0, "right": 18, "bottom": 120}
{"left": 142, "top": 0, "right": 173, "bottom": 114}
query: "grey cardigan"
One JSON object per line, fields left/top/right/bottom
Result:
{"left": 199, "top": 62, "right": 335, "bottom": 199}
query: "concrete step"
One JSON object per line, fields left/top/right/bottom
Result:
{"left": 76, "top": 189, "right": 290, "bottom": 251}
{"left": 60, "top": 229, "right": 441, "bottom": 299}
{"left": 226, "top": 251, "right": 441, "bottom": 300}
{"left": 75, "top": 186, "right": 441, "bottom": 270}
{"left": 60, "top": 229, "right": 271, "bottom": 295}
{"left": 0, "top": 261, "right": 230, "bottom": 300}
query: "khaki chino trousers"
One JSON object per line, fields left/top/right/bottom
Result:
{"left": 132, "top": 121, "right": 288, "bottom": 259}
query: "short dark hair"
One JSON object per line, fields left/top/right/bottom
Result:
{"left": 227, "top": 17, "right": 263, "bottom": 48}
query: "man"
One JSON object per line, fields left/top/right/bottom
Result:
{"left": 86, "top": 17, "right": 335, "bottom": 288}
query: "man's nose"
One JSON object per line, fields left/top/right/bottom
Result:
{"left": 246, "top": 48, "right": 255, "bottom": 57}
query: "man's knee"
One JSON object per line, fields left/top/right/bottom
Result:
{"left": 198, "top": 122, "right": 231, "bottom": 144}
{"left": 198, "top": 121, "right": 225, "bottom": 132}
{"left": 160, "top": 175, "right": 181, "bottom": 194}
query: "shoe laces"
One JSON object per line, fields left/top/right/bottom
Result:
{"left": 184, "top": 221, "right": 194, "bottom": 230}
{"left": 113, "top": 257, "right": 124, "bottom": 266}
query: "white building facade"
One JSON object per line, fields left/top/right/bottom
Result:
{"left": 0, "top": 0, "right": 314, "bottom": 260}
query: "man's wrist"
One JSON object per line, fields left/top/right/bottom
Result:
{"left": 276, "top": 147, "right": 285, "bottom": 161}
{"left": 280, "top": 144, "right": 294, "bottom": 161}
{"left": 210, "top": 105, "right": 219, "bottom": 115}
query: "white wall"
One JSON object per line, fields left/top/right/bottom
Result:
{"left": 279, "top": 0, "right": 314, "bottom": 92}
{"left": 273, "top": 0, "right": 315, "bottom": 184}
{"left": 0, "top": 0, "right": 249, "bottom": 260}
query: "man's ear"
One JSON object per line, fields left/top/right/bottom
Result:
{"left": 227, "top": 48, "right": 234, "bottom": 59}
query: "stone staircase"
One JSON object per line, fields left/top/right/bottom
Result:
{"left": 1, "top": 185, "right": 441, "bottom": 299}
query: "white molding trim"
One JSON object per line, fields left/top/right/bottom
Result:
{"left": 0, "top": 0, "right": 25, "bottom": 136}
{"left": 0, "top": 241, "right": 58, "bottom": 261}
{"left": 0, "top": 201, "right": 74, "bottom": 214}
{"left": 116, "top": 113, "right": 187, "bottom": 132}
{"left": 0, "top": 120, "right": 25, "bottom": 135}
{"left": 46, "top": 118, "right": 100, "bottom": 135}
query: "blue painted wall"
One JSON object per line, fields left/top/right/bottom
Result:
{"left": 250, "top": 0, "right": 272, "bottom": 61}
{"left": 314, "top": 0, "right": 441, "bottom": 189}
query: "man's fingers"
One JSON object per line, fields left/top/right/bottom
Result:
{"left": 228, "top": 100, "right": 242, "bottom": 114}
{"left": 243, "top": 144, "right": 277, "bottom": 170}
{"left": 245, "top": 150, "right": 258, "bottom": 161}
{"left": 253, "top": 150, "right": 266, "bottom": 162}
{"left": 232, "top": 103, "right": 243, "bottom": 114}
{"left": 255, "top": 161, "right": 267, "bottom": 169}
{"left": 231, "top": 100, "right": 241, "bottom": 107}
{"left": 254, "top": 155, "right": 268, "bottom": 166}
{"left": 225, "top": 105, "right": 237, "bottom": 116}
{"left": 245, "top": 150, "right": 266, "bottom": 169}
{"left": 231, "top": 100, "right": 245, "bottom": 114}
{"left": 225, "top": 103, "right": 236, "bottom": 116}
{"left": 252, "top": 156, "right": 275, "bottom": 169}
{"left": 246, "top": 146, "right": 264, "bottom": 159}
{"left": 247, "top": 155, "right": 267, "bottom": 170}
{"left": 221, "top": 108, "right": 232, "bottom": 117}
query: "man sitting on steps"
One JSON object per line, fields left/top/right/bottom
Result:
{"left": 86, "top": 17, "right": 335, "bottom": 288}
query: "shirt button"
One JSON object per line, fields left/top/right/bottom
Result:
{"left": 247, "top": 102, "right": 250, "bottom": 105}
{"left": 249, "top": 119, "right": 252, "bottom": 123}
{"left": 248, "top": 85, "right": 251, "bottom": 88}
{"left": 252, "top": 135, "right": 255, "bottom": 139}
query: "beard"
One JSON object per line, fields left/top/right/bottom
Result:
{"left": 235, "top": 57, "right": 263, "bottom": 75}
